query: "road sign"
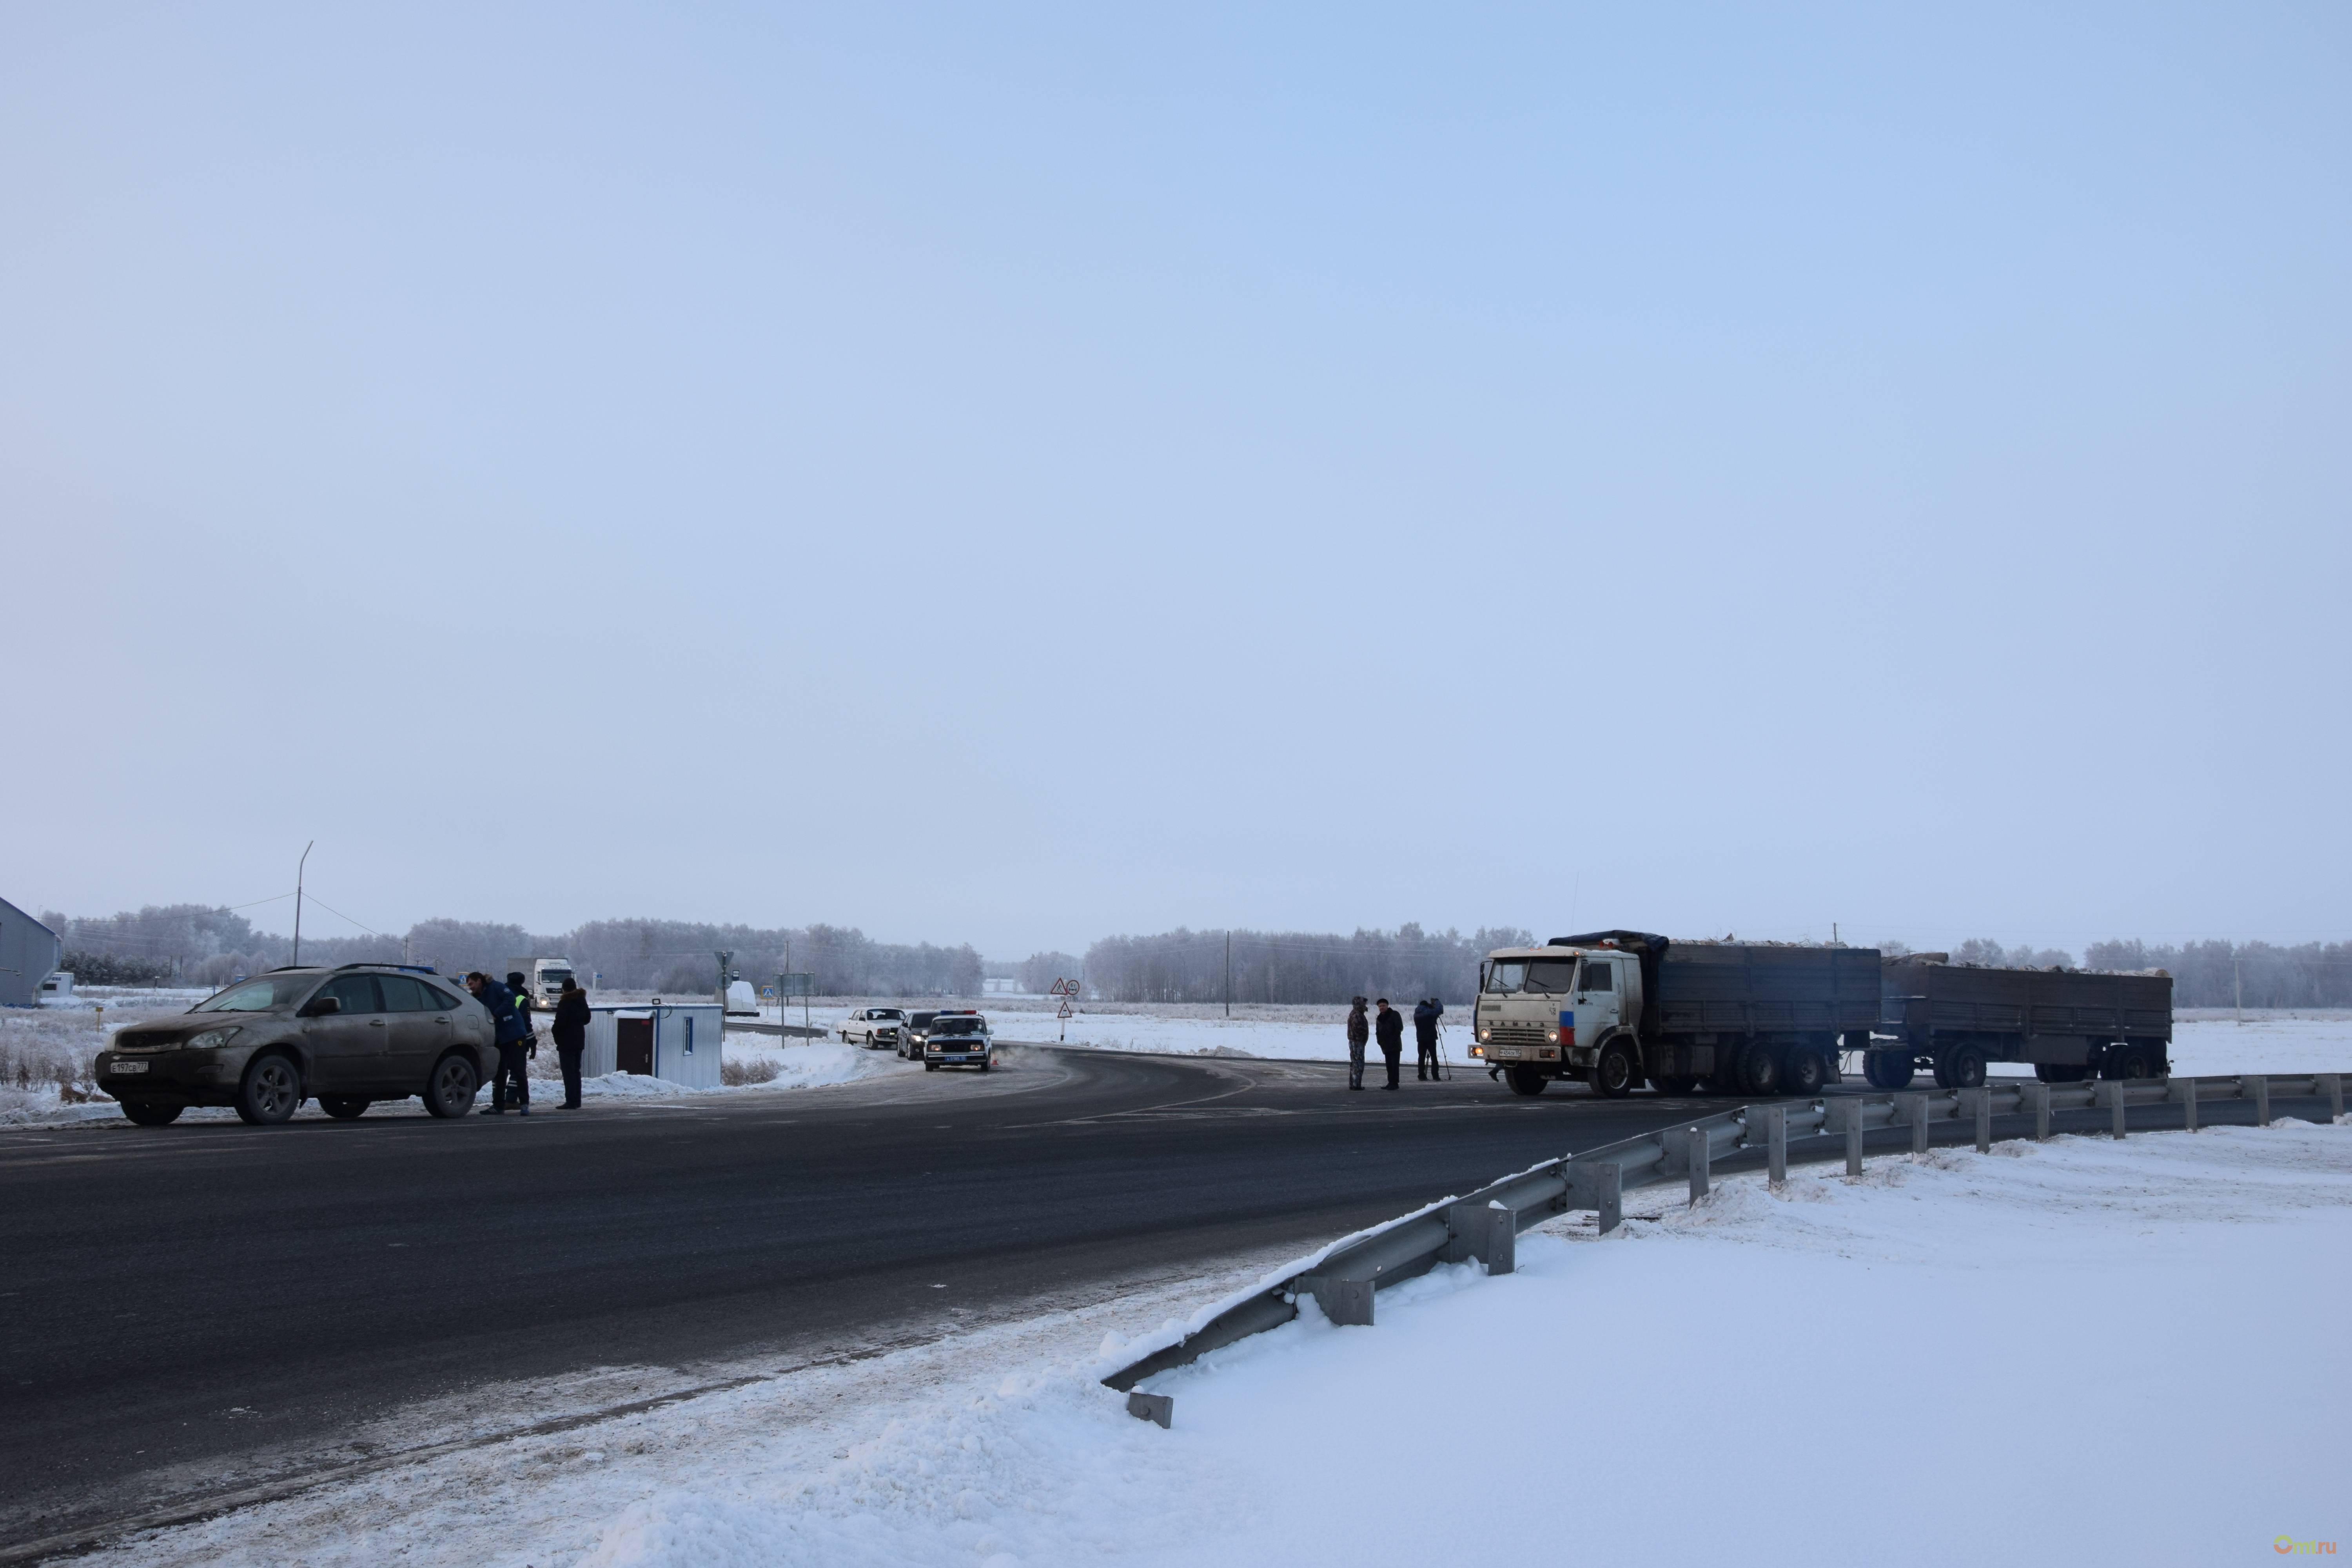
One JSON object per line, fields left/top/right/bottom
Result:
{"left": 776, "top": 972, "right": 814, "bottom": 997}
{"left": 1049, "top": 978, "right": 1078, "bottom": 997}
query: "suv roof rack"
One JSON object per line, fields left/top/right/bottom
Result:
{"left": 334, "top": 961, "right": 440, "bottom": 975}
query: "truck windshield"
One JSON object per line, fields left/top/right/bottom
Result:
{"left": 1485, "top": 962, "right": 1526, "bottom": 994}
{"left": 541, "top": 971, "right": 572, "bottom": 985}
{"left": 1521, "top": 960, "right": 1579, "bottom": 995}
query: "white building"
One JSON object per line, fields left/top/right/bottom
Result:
{"left": 579, "top": 1002, "right": 724, "bottom": 1089}
{"left": 0, "top": 897, "right": 62, "bottom": 1009}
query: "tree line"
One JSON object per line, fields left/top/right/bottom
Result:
{"left": 38, "top": 903, "right": 2352, "bottom": 1010}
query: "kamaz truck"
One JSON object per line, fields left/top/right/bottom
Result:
{"left": 1865, "top": 955, "right": 2172, "bottom": 1089}
{"left": 1474, "top": 931, "right": 1878, "bottom": 1098}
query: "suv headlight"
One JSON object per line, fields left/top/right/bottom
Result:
{"left": 185, "top": 1027, "right": 242, "bottom": 1051}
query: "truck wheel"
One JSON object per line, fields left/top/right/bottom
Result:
{"left": 1735, "top": 1041, "right": 1779, "bottom": 1097}
{"left": 1782, "top": 1049, "right": 1826, "bottom": 1097}
{"left": 423, "top": 1053, "right": 479, "bottom": 1118}
{"left": 1866, "top": 1053, "right": 1913, "bottom": 1091}
{"left": 234, "top": 1053, "right": 303, "bottom": 1125}
{"left": 1943, "top": 1045, "right": 1985, "bottom": 1089}
{"left": 1506, "top": 1065, "right": 1548, "bottom": 1097}
{"left": 120, "top": 1100, "right": 183, "bottom": 1127}
{"left": 1651, "top": 1074, "right": 1697, "bottom": 1096}
{"left": 2105, "top": 1045, "right": 2154, "bottom": 1081}
{"left": 1588, "top": 1040, "right": 1637, "bottom": 1099}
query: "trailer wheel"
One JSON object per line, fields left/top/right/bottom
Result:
{"left": 1505, "top": 1065, "right": 1548, "bottom": 1097}
{"left": 1865, "top": 1053, "right": 1913, "bottom": 1091}
{"left": 2104, "top": 1045, "right": 2154, "bottom": 1081}
{"left": 1944, "top": 1045, "right": 1986, "bottom": 1089}
{"left": 1782, "top": 1049, "right": 1826, "bottom": 1096}
{"left": 1588, "top": 1040, "right": 1638, "bottom": 1099}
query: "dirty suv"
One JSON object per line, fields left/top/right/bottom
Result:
{"left": 95, "top": 965, "right": 500, "bottom": 1126}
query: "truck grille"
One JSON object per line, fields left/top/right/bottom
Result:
{"left": 1486, "top": 1023, "right": 1549, "bottom": 1045}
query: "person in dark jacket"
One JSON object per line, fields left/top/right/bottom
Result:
{"left": 1413, "top": 998, "right": 1444, "bottom": 1080}
{"left": 1374, "top": 998, "right": 1405, "bottom": 1090}
{"left": 466, "top": 971, "right": 532, "bottom": 1115}
{"left": 551, "top": 977, "right": 590, "bottom": 1109}
{"left": 1345, "top": 997, "right": 1370, "bottom": 1091}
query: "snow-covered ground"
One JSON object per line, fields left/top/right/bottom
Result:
{"left": 73, "top": 1116, "right": 2351, "bottom": 1567}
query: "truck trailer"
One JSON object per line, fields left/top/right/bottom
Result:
{"left": 1866, "top": 956, "right": 2171, "bottom": 1089}
{"left": 1474, "top": 931, "right": 1879, "bottom": 1099}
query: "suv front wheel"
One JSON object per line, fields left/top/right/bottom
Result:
{"left": 235, "top": 1053, "right": 303, "bottom": 1125}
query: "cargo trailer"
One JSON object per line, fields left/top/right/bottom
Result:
{"left": 1866, "top": 956, "right": 2171, "bottom": 1090}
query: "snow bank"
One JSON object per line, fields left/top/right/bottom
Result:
{"left": 83, "top": 1120, "right": 2350, "bottom": 1568}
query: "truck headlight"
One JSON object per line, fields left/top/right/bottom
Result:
{"left": 1477, "top": 1028, "right": 1491, "bottom": 1043}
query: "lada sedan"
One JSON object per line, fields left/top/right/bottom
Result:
{"left": 924, "top": 1011, "right": 994, "bottom": 1072}
{"left": 94, "top": 964, "right": 500, "bottom": 1125}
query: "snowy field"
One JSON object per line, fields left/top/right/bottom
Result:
{"left": 72, "top": 1116, "right": 2350, "bottom": 1567}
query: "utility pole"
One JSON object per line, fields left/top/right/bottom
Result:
{"left": 2234, "top": 949, "right": 2243, "bottom": 1025}
{"left": 1225, "top": 929, "right": 1232, "bottom": 1018}
{"left": 292, "top": 841, "right": 313, "bottom": 966}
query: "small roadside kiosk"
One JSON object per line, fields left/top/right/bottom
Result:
{"left": 580, "top": 1001, "right": 724, "bottom": 1089}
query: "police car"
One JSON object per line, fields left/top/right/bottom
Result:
{"left": 923, "top": 1010, "right": 994, "bottom": 1072}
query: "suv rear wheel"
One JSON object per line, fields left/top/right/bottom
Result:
{"left": 424, "top": 1053, "right": 479, "bottom": 1119}
{"left": 235, "top": 1053, "right": 303, "bottom": 1125}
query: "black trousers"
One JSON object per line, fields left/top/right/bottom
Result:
{"left": 1417, "top": 1040, "right": 1440, "bottom": 1078}
{"left": 558, "top": 1047, "right": 583, "bottom": 1107}
{"left": 492, "top": 1043, "right": 530, "bottom": 1108}
{"left": 1381, "top": 1048, "right": 1401, "bottom": 1088}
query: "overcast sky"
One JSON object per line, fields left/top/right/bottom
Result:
{"left": 4, "top": 2, "right": 2345, "bottom": 959}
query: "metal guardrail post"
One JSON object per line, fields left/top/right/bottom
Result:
{"left": 2326, "top": 1073, "right": 2344, "bottom": 1121}
{"left": 1566, "top": 1161, "right": 1623, "bottom": 1236}
{"left": 1125, "top": 1392, "right": 1174, "bottom": 1428}
{"left": 2027, "top": 1082, "right": 2050, "bottom": 1141}
{"left": 1973, "top": 1089, "right": 1991, "bottom": 1153}
{"left": 1442, "top": 1202, "right": 1517, "bottom": 1276}
{"left": 1900, "top": 1093, "right": 1929, "bottom": 1155}
{"left": 2247, "top": 1074, "right": 2270, "bottom": 1127}
{"left": 1304, "top": 1276, "right": 1374, "bottom": 1327}
{"left": 2106, "top": 1080, "right": 2126, "bottom": 1139}
{"left": 2178, "top": 1076, "right": 2198, "bottom": 1132}
{"left": 1844, "top": 1100, "right": 1864, "bottom": 1177}
{"left": 1762, "top": 1105, "right": 1787, "bottom": 1187}
{"left": 1686, "top": 1126, "right": 1710, "bottom": 1203}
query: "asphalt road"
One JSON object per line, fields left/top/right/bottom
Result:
{"left": 0, "top": 1045, "right": 1700, "bottom": 1553}
{"left": 1, "top": 1045, "right": 2319, "bottom": 1557}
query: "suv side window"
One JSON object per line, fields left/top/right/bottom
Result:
{"left": 321, "top": 975, "right": 383, "bottom": 1013}
{"left": 379, "top": 976, "right": 429, "bottom": 1011}
{"left": 413, "top": 981, "right": 464, "bottom": 1011}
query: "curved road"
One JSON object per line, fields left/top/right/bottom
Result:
{"left": 0, "top": 1047, "right": 1807, "bottom": 1551}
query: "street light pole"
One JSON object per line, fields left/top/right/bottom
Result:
{"left": 292, "top": 841, "right": 313, "bottom": 966}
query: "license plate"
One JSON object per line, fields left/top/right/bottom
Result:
{"left": 1489, "top": 1047, "right": 1521, "bottom": 1060}
{"left": 111, "top": 1059, "right": 149, "bottom": 1074}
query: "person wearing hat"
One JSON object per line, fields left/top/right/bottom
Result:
{"left": 551, "top": 977, "right": 590, "bottom": 1109}
{"left": 465, "top": 971, "right": 533, "bottom": 1116}
{"left": 1373, "top": 998, "right": 1405, "bottom": 1090}
{"left": 1413, "top": 997, "right": 1445, "bottom": 1081}
{"left": 1345, "top": 997, "right": 1370, "bottom": 1091}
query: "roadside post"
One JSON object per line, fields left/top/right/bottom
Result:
{"left": 777, "top": 971, "right": 813, "bottom": 1040}
{"left": 1050, "top": 977, "right": 1079, "bottom": 1042}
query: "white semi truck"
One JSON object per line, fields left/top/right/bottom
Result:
{"left": 500, "top": 956, "right": 579, "bottom": 1008}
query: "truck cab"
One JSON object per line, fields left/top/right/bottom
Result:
{"left": 1474, "top": 944, "right": 1645, "bottom": 1098}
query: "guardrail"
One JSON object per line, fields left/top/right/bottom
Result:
{"left": 1103, "top": 1071, "right": 2347, "bottom": 1428}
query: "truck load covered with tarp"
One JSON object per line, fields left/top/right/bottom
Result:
{"left": 1867, "top": 957, "right": 2172, "bottom": 1090}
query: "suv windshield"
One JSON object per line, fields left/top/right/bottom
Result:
{"left": 1485, "top": 962, "right": 1527, "bottom": 994}
{"left": 193, "top": 975, "right": 316, "bottom": 1013}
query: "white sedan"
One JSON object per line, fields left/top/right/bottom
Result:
{"left": 838, "top": 1007, "right": 907, "bottom": 1049}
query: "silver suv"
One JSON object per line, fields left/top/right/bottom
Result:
{"left": 95, "top": 965, "right": 500, "bottom": 1126}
